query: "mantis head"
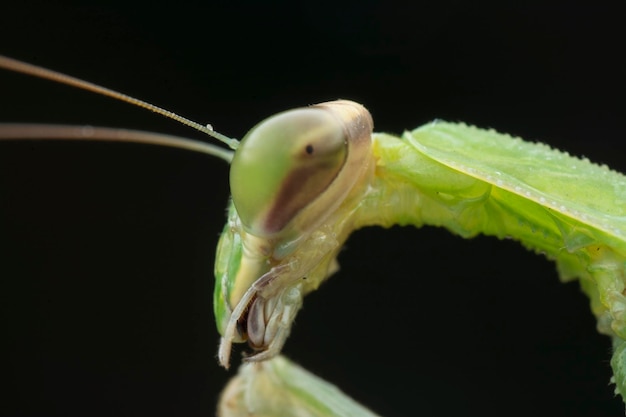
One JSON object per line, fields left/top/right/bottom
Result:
{"left": 214, "top": 100, "right": 373, "bottom": 367}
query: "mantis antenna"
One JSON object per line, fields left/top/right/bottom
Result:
{"left": 0, "top": 123, "right": 234, "bottom": 162}
{"left": 0, "top": 54, "right": 239, "bottom": 151}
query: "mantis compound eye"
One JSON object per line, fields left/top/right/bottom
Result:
{"left": 230, "top": 108, "right": 348, "bottom": 237}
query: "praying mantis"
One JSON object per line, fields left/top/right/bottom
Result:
{"left": 0, "top": 46, "right": 620, "bottom": 416}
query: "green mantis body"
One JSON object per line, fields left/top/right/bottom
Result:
{"left": 1, "top": 55, "right": 625, "bottom": 416}
{"left": 214, "top": 100, "right": 626, "bottom": 414}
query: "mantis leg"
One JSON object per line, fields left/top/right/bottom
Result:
{"left": 218, "top": 355, "right": 382, "bottom": 417}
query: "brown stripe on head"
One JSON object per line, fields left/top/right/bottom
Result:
{"left": 263, "top": 156, "right": 345, "bottom": 234}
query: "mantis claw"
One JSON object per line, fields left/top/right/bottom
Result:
{"left": 218, "top": 264, "right": 304, "bottom": 369}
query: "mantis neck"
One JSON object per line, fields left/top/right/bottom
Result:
{"left": 355, "top": 132, "right": 575, "bottom": 253}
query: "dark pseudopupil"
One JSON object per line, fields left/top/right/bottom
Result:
{"left": 305, "top": 144, "right": 314, "bottom": 155}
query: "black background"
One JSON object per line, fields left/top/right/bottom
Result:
{"left": 1, "top": 1, "right": 625, "bottom": 416}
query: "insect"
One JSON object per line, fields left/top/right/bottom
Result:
{"left": 1, "top": 54, "right": 625, "bottom": 416}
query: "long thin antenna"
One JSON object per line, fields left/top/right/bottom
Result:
{"left": 0, "top": 54, "right": 239, "bottom": 150}
{"left": 0, "top": 124, "right": 234, "bottom": 162}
